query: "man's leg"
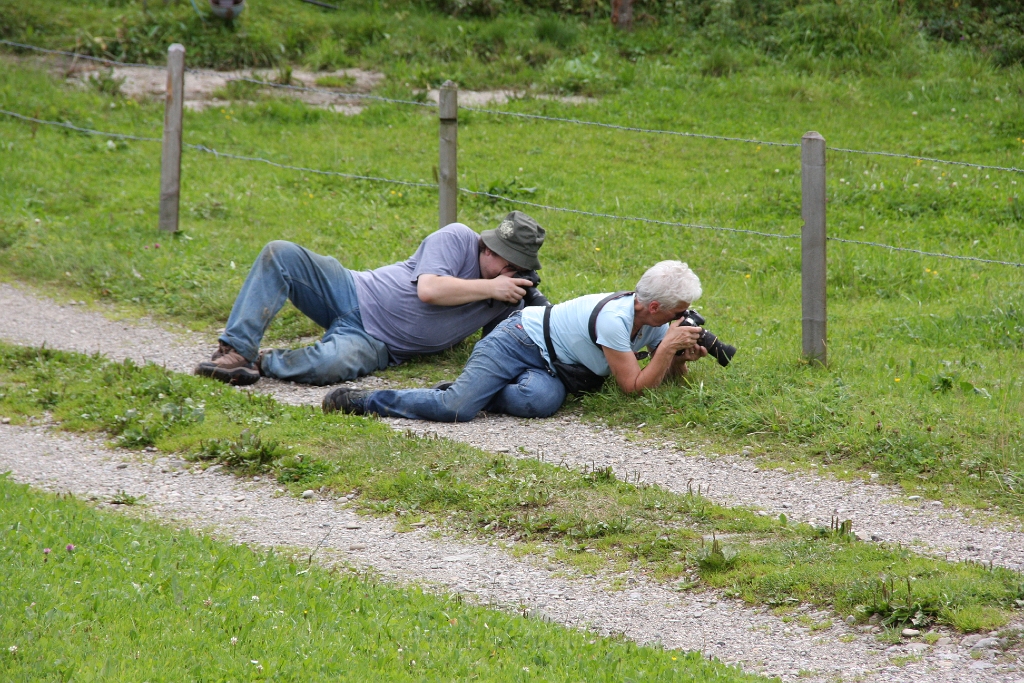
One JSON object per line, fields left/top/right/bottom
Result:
{"left": 260, "top": 320, "right": 389, "bottom": 386}
{"left": 485, "top": 368, "right": 566, "bottom": 418}
{"left": 220, "top": 241, "right": 358, "bottom": 361}
{"left": 340, "top": 316, "right": 550, "bottom": 422}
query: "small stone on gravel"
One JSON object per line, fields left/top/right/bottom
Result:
{"left": 961, "top": 634, "right": 984, "bottom": 648}
{"left": 348, "top": 543, "right": 367, "bottom": 551}
{"left": 971, "top": 637, "right": 1001, "bottom": 650}
{"left": 301, "top": 490, "right": 316, "bottom": 499}
{"left": 902, "top": 628, "right": 921, "bottom": 637}
{"left": 344, "top": 522, "right": 361, "bottom": 529}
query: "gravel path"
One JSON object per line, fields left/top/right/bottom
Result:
{"left": 3, "top": 422, "right": 1021, "bottom": 683}
{"left": 2, "top": 281, "right": 1024, "bottom": 682}
{"left": 2, "top": 281, "right": 1022, "bottom": 572}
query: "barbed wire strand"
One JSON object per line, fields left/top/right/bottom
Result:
{"left": 4, "top": 108, "right": 1023, "bottom": 268}
{"left": 461, "top": 105, "right": 801, "bottom": 148}
{"left": 0, "top": 108, "right": 164, "bottom": 142}
{"left": 459, "top": 189, "right": 800, "bottom": 240}
{"left": 189, "top": 144, "right": 438, "bottom": 188}
{"left": 829, "top": 146, "right": 1024, "bottom": 174}
{"left": 5, "top": 38, "right": 1024, "bottom": 175}
{"left": 823, "top": 236, "right": 1024, "bottom": 267}
{"left": 0, "top": 38, "right": 162, "bottom": 70}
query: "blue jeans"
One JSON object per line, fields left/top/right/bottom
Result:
{"left": 221, "top": 241, "right": 389, "bottom": 385}
{"left": 359, "top": 313, "right": 567, "bottom": 421}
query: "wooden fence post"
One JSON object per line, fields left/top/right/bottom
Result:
{"left": 438, "top": 80, "right": 458, "bottom": 228}
{"left": 801, "top": 131, "right": 828, "bottom": 365}
{"left": 159, "top": 43, "right": 185, "bottom": 233}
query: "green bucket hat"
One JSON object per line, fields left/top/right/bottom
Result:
{"left": 480, "top": 211, "right": 545, "bottom": 271}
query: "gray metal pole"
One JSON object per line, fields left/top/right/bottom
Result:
{"left": 801, "top": 131, "right": 827, "bottom": 365}
{"left": 158, "top": 43, "right": 185, "bottom": 233}
{"left": 438, "top": 80, "right": 458, "bottom": 228}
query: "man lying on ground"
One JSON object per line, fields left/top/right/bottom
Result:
{"left": 321, "top": 260, "right": 709, "bottom": 421}
{"left": 195, "top": 211, "right": 547, "bottom": 386}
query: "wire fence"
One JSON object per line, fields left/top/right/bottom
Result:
{"left": 4, "top": 38, "right": 1023, "bottom": 176}
{"left": 4, "top": 107, "right": 1023, "bottom": 269}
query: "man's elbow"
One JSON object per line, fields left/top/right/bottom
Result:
{"left": 417, "top": 284, "right": 440, "bottom": 304}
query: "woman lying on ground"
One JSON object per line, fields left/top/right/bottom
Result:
{"left": 321, "top": 260, "right": 709, "bottom": 421}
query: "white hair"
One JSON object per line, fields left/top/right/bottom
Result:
{"left": 635, "top": 260, "right": 702, "bottom": 308}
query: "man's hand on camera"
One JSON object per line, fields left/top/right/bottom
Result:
{"left": 490, "top": 276, "right": 534, "bottom": 303}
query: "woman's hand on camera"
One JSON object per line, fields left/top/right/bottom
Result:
{"left": 661, "top": 322, "right": 703, "bottom": 355}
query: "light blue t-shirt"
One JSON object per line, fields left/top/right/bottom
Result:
{"left": 521, "top": 293, "right": 667, "bottom": 376}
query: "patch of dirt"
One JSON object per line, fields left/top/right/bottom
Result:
{"left": 66, "top": 63, "right": 383, "bottom": 114}
{"left": 5, "top": 52, "right": 597, "bottom": 113}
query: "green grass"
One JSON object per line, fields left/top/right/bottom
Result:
{"left": 2, "top": 343, "right": 1022, "bottom": 632}
{"left": 1, "top": 41, "right": 1024, "bottom": 520}
{"left": 0, "top": 476, "right": 762, "bottom": 683}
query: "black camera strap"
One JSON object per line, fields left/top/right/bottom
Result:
{"left": 588, "top": 291, "right": 634, "bottom": 345}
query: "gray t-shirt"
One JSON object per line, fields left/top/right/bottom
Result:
{"left": 352, "top": 223, "right": 516, "bottom": 360}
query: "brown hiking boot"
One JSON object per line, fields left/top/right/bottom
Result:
{"left": 194, "top": 341, "right": 260, "bottom": 386}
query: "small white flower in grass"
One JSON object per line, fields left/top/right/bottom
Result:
{"left": 523, "top": 666, "right": 530, "bottom": 672}
{"left": 9, "top": 645, "right": 17, "bottom": 654}
{"left": 251, "top": 595, "right": 259, "bottom": 602}
{"left": 107, "top": 140, "right": 116, "bottom": 150}
{"left": 251, "top": 660, "right": 259, "bottom": 665}
{"left": 230, "top": 637, "right": 238, "bottom": 645}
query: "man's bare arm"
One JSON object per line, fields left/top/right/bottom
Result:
{"left": 417, "top": 274, "right": 534, "bottom": 306}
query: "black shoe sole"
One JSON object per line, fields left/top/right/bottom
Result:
{"left": 195, "top": 362, "right": 260, "bottom": 386}
{"left": 322, "top": 387, "right": 365, "bottom": 415}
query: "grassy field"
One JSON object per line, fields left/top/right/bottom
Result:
{"left": 2, "top": 26, "right": 1023, "bottom": 521}
{"left": 0, "top": 475, "right": 765, "bottom": 682}
{"left": 2, "top": 343, "right": 1022, "bottom": 633}
{"left": 3, "top": 0, "right": 1024, "bottom": 674}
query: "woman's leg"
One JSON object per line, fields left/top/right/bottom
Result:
{"left": 485, "top": 367, "right": 566, "bottom": 418}
{"left": 358, "top": 316, "right": 544, "bottom": 422}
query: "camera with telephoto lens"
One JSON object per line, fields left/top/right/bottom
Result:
{"left": 673, "top": 310, "right": 736, "bottom": 367}
{"left": 514, "top": 270, "right": 550, "bottom": 307}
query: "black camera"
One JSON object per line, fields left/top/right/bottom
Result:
{"left": 514, "top": 270, "right": 550, "bottom": 308}
{"left": 481, "top": 270, "right": 550, "bottom": 338}
{"left": 674, "top": 310, "right": 736, "bottom": 367}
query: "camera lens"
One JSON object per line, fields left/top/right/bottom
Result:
{"left": 698, "top": 330, "right": 737, "bottom": 368}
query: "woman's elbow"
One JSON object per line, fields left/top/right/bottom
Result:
{"left": 614, "top": 377, "right": 643, "bottom": 395}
